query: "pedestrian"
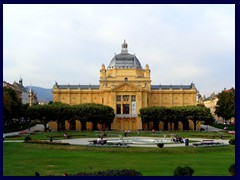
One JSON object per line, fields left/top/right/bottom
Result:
{"left": 119, "top": 134, "right": 123, "bottom": 141}
{"left": 35, "top": 171, "right": 40, "bottom": 176}
{"left": 64, "top": 133, "right": 70, "bottom": 139}
{"left": 124, "top": 130, "right": 127, "bottom": 137}
{"left": 96, "top": 137, "right": 101, "bottom": 143}
{"left": 50, "top": 137, "right": 53, "bottom": 143}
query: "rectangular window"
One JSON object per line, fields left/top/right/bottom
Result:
{"left": 117, "top": 95, "right": 121, "bottom": 101}
{"left": 123, "top": 104, "right": 129, "bottom": 114}
{"left": 116, "top": 104, "right": 121, "bottom": 114}
{"left": 131, "top": 95, "right": 136, "bottom": 102}
{"left": 123, "top": 95, "right": 129, "bottom": 101}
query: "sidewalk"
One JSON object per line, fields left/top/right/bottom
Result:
{"left": 3, "top": 136, "right": 229, "bottom": 148}
{"left": 3, "top": 124, "right": 45, "bottom": 138}
{"left": 200, "top": 125, "right": 222, "bottom": 132}
{"left": 60, "top": 137, "right": 230, "bottom": 148}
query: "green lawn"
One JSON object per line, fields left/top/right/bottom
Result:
{"left": 3, "top": 142, "right": 235, "bottom": 176}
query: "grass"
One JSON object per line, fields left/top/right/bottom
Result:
{"left": 3, "top": 142, "right": 235, "bottom": 176}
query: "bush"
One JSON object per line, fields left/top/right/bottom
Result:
{"left": 157, "top": 143, "right": 164, "bottom": 148}
{"left": 173, "top": 166, "right": 194, "bottom": 176}
{"left": 70, "top": 169, "right": 142, "bottom": 176}
{"left": 24, "top": 136, "right": 32, "bottom": 142}
{"left": 24, "top": 140, "right": 70, "bottom": 145}
{"left": 229, "top": 138, "right": 235, "bottom": 145}
{"left": 228, "top": 164, "right": 235, "bottom": 176}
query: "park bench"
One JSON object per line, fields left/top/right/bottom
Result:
{"left": 89, "top": 140, "right": 107, "bottom": 145}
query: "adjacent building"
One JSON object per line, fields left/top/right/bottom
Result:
{"left": 52, "top": 40, "right": 199, "bottom": 131}
{"left": 203, "top": 90, "right": 235, "bottom": 125}
{"left": 28, "top": 87, "right": 38, "bottom": 106}
{"left": 3, "top": 78, "right": 38, "bottom": 105}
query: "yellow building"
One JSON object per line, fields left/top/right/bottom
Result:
{"left": 52, "top": 40, "right": 198, "bottom": 131}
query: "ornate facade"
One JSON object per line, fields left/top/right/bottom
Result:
{"left": 52, "top": 40, "right": 198, "bottom": 131}
{"left": 3, "top": 78, "right": 38, "bottom": 105}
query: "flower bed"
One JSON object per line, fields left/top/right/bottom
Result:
{"left": 192, "top": 140, "right": 228, "bottom": 147}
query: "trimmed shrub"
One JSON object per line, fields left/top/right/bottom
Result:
{"left": 24, "top": 140, "right": 69, "bottom": 145}
{"left": 70, "top": 169, "right": 142, "bottom": 176}
{"left": 24, "top": 136, "right": 32, "bottom": 142}
{"left": 173, "top": 166, "right": 194, "bottom": 176}
{"left": 229, "top": 138, "right": 235, "bottom": 145}
{"left": 157, "top": 143, "right": 164, "bottom": 148}
{"left": 228, "top": 164, "right": 235, "bottom": 176}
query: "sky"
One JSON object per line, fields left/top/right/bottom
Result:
{"left": 3, "top": 4, "right": 235, "bottom": 97}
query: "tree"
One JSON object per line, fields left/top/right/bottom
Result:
{"left": 187, "top": 106, "right": 210, "bottom": 130}
{"left": 26, "top": 104, "right": 49, "bottom": 131}
{"left": 3, "top": 87, "right": 23, "bottom": 125}
{"left": 140, "top": 105, "right": 213, "bottom": 131}
{"left": 140, "top": 107, "right": 152, "bottom": 130}
{"left": 25, "top": 102, "right": 115, "bottom": 131}
{"left": 140, "top": 106, "right": 165, "bottom": 130}
{"left": 215, "top": 88, "right": 235, "bottom": 123}
{"left": 75, "top": 104, "right": 87, "bottom": 130}
{"left": 176, "top": 106, "right": 190, "bottom": 130}
{"left": 97, "top": 105, "right": 114, "bottom": 130}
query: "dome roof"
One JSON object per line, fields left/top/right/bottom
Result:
{"left": 107, "top": 40, "right": 142, "bottom": 69}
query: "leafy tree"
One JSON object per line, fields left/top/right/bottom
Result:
{"left": 170, "top": 107, "right": 183, "bottom": 130}
{"left": 140, "top": 105, "right": 213, "bottom": 131}
{"left": 26, "top": 102, "right": 115, "bottom": 131}
{"left": 175, "top": 106, "right": 190, "bottom": 130}
{"left": 215, "top": 88, "right": 235, "bottom": 122}
{"left": 3, "top": 87, "right": 23, "bottom": 125}
{"left": 26, "top": 105, "right": 49, "bottom": 131}
{"left": 78, "top": 103, "right": 114, "bottom": 130}
{"left": 51, "top": 102, "right": 70, "bottom": 131}
{"left": 75, "top": 104, "right": 87, "bottom": 130}
{"left": 187, "top": 106, "right": 213, "bottom": 130}
{"left": 140, "top": 107, "right": 152, "bottom": 130}
{"left": 97, "top": 105, "right": 114, "bottom": 130}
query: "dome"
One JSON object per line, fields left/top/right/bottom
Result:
{"left": 107, "top": 40, "right": 142, "bottom": 69}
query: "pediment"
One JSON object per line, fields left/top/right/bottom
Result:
{"left": 111, "top": 82, "right": 142, "bottom": 92}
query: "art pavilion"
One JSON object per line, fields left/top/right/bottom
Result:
{"left": 51, "top": 40, "right": 199, "bottom": 131}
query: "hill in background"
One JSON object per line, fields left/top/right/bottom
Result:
{"left": 26, "top": 86, "right": 52, "bottom": 102}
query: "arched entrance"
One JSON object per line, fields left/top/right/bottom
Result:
{"left": 123, "top": 120, "right": 129, "bottom": 131}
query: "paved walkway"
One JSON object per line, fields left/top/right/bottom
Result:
{"left": 200, "top": 125, "right": 222, "bottom": 132}
{"left": 60, "top": 137, "right": 229, "bottom": 148}
{"left": 4, "top": 124, "right": 222, "bottom": 138}
{"left": 3, "top": 124, "right": 45, "bottom": 138}
{"left": 4, "top": 136, "right": 229, "bottom": 148}
{"left": 3, "top": 124, "right": 229, "bottom": 148}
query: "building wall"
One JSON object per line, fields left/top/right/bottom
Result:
{"left": 4, "top": 80, "right": 32, "bottom": 105}
{"left": 22, "top": 91, "right": 29, "bottom": 104}
{"left": 204, "top": 98, "right": 224, "bottom": 123}
{"left": 149, "top": 90, "right": 196, "bottom": 107}
{"left": 52, "top": 64, "right": 197, "bottom": 131}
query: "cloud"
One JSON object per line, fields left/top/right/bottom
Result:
{"left": 3, "top": 4, "right": 235, "bottom": 97}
